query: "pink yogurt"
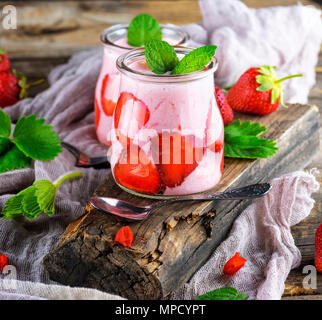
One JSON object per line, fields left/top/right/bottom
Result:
{"left": 95, "top": 24, "right": 189, "bottom": 146}
{"left": 110, "top": 47, "right": 224, "bottom": 197}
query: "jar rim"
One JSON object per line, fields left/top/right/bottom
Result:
{"left": 100, "top": 23, "right": 190, "bottom": 50}
{"left": 116, "top": 46, "right": 218, "bottom": 83}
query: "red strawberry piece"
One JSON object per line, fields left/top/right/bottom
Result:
{"left": 0, "top": 72, "right": 20, "bottom": 108}
{"left": 114, "top": 92, "right": 150, "bottom": 146}
{"left": 101, "top": 74, "right": 116, "bottom": 116}
{"left": 315, "top": 223, "right": 322, "bottom": 273}
{"left": 214, "top": 85, "right": 233, "bottom": 125}
{"left": 223, "top": 252, "right": 246, "bottom": 275}
{"left": 152, "top": 132, "right": 204, "bottom": 188}
{"left": 0, "top": 53, "right": 10, "bottom": 73}
{"left": 0, "top": 254, "right": 9, "bottom": 272}
{"left": 220, "top": 151, "right": 224, "bottom": 173}
{"left": 114, "top": 144, "right": 162, "bottom": 194}
{"left": 227, "top": 66, "right": 302, "bottom": 115}
{"left": 114, "top": 226, "right": 133, "bottom": 247}
{"left": 94, "top": 98, "right": 100, "bottom": 130}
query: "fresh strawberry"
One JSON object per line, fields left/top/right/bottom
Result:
{"left": 101, "top": 74, "right": 116, "bottom": 116}
{"left": 227, "top": 66, "right": 302, "bottom": 115}
{"left": 0, "top": 51, "right": 10, "bottom": 73}
{"left": 114, "top": 144, "right": 162, "bottom": 194}
{"left": 152, "top": 132, "right": 204, "bottom": 188}
{"left": 114, "top": 92, "right": 150, "bottom": 146}
{"left": 94, "top": 98, "right": 100, "bottom": 130}
{"left": 214, "top": 85, "right": 233, "bottom": 125}
{"left": 315, "top": 223, "right": 322, "bottom": 273}
{"left": 0, "top": 72, "right": 20, "bottom": 108}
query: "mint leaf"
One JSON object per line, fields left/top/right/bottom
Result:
{"left": 0, "top": 110, "right": 11, "bottom": 138}
{"left": 13, "top": 115, "right": 62, "bottom": 161}
{"left": 127, "top": 14, "right": 162, "bottom": 47}
{"left": 172, "top": 45, "right": 217, "bottom": 75}
{"left": 1, "top": 172, "right": 83, "bottom": 220}
{"left": 0, "top": 143, "right": 32, "bottom": 173}
{"left": 145, "top": 40, "right": 179, "bottom": 74}
{"left": 196, "top": 287, "right": 248, "bottom": 300}
{"left": 224, "top": 120, "right": 278, "bottom": 159}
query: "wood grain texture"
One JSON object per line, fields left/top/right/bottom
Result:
{"left": 43, "top": 104, "right": 320, "bottom": 299}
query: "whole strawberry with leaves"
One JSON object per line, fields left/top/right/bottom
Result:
{"left": 0, "top": 69, "right": 43, "bottom": 108}
{"left": 227, "top": 66, "right": 302, "bottom": 115}
{"left": 0, "top": 49, "right": 10, "bottom": 73}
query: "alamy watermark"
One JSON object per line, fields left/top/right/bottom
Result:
{"left": 1, "top": 5, "right": 17, "bottom": 30}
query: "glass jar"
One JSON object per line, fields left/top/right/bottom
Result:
{"left": 110, "top": 47, "right": 224, "bottom": 198}
{"left": 95, "top": 24, "right": 189, "bottom": 146}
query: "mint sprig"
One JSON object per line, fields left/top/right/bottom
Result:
{"left": 195, "top": 287, "right": 248, "bottom": 300}
{"left": 224, "top": 120, "right": 278, "bottom": 159}
{"left": 1, "top": 172, "right": 83, "bottom": 219}
{"left": 145, "top": 40, "right": 179, "bottom": 74}
{"left": 127, "top": 14, "right": 162, "bottom": 47}
{"left": 172, "top": 45, "right": 217, "bottom": 75}
{"left": 144, "top": 42, "right": 217, "bottom": 75}
{"left": 0, "top": 110, "right": 62, "bottom": 173}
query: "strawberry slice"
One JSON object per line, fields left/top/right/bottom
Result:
{"left": 114, "top": 144, "right": 162, "bottom": 194}
{"left": 114, "top": 92, "right": 150, "bottom": 146}
{"left": 152, "top": 132, "right": 204, "bottom": 188}
{"left": 220, "top": 151, "right": 224, "bottom": 173}
{"left": 101, "top": 74, "right": 117, "bottom": 116}
{"left": 94, "top": 98, "right": 100, "bottom": 130}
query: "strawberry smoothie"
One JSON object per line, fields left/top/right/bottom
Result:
{"left": 95, "top": 24, "right": 189, "bottom": 146}
{"left": 110, "top": 47, "right": 224, "bottom": 197}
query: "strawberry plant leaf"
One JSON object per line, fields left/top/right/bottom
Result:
{"left": 33, "top": 179, "right": 57, "bottom": 216}
{"left": 224, "top": 120, "right": 278, "bottom": 159}
{"left": 13, "top": 115, "right": 62, "bottom": 161}
{"left": 127, "top": 13, "right": 162, "bottom": 47}
{"left": 0, "top": 143, "right": 32, "bottom": 173}
{"left": 195, "top": 287, "right": 248, "bottom": 300}
{"left": 0, "top": 110, "right": 11, "bottom": 138}
{"left": 1, "top": 172, "right": 83, "bottom": 220}
{"left": 145, "top": 40, "right": 179, "bottom": 74}
{"left": 172, "top": 45, "right": 217, "bottom": 75}
{"left": 224, "top": 120, "right": 266, "bottom": 137}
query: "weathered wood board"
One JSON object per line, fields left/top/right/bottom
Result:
{"left": 43, "top": 103, "right": 320, "bottom": 299}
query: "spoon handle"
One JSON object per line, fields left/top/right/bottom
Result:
{"left": 160, "top": 183, "right": 272, "bottom": 205}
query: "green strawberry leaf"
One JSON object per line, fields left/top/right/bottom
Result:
{"left": 0, "top": 137, "right": 12, "bottom": 155}
{"left": 195, "top": 287, "right": 248, "bottom": 300}
{"left": 13, "top": 115, "right": 62, "bottom": 161}
{"left": 145, "top": 40, "right": 179, "bottom": 74}
{"left": 172, "top": 45, "right": 217, "bottom": 75}
{"left": 127, "top": 13, "right": 162, "bottom": 47}
{"left": 224, "top": 120, "right": 278, "bottom": 159}
{"left": 0, "top": 142, "right": 32, "bottom": 173}
{"left": 256, "top": 65, "right": 303, "bottom": 106}
{"left": 224, "top": 120, "right": 266, "bottom": 137}
{"left": 0, "top": 110, "right": 11, "bottom": 138}
{"left": 33, "top": 179, "right": 57, "bottom": 216}
{"left": 1, "top": 172, "right": 83, "bottom": 220}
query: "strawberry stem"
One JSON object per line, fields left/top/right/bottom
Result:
{"left": 275, "top": 73, "right": 303, "bottom": 83}
{"left": 54, "top": 171, "right": 83, "bottom": 189}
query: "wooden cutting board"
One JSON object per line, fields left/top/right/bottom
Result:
{"left": 43, "top": 103, "right": 320, "bottom": 300}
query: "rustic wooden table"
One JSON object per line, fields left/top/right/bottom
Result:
{"left": 1, "top": 0, "right": 321, "bottom": 299}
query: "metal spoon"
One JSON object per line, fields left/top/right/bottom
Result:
{"left": 61, "top": 142, "right": 110, "bottom": 169}
{"left": 89, "top": 183, "right": 271, "bottom": 220}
